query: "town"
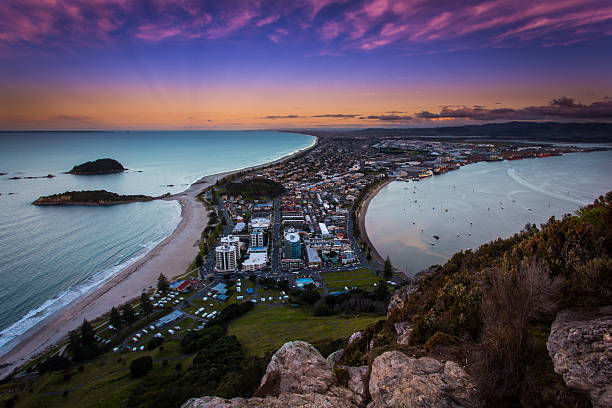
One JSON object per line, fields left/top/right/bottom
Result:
{"left": 197, "top": 135, "right": 590, "bottom": 293}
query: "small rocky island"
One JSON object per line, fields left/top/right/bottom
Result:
{"left": 68, "top": 158, "right": 125, "bottom": 175}
{"left": 33, "top": 190, "right": 155, "bottom": 205}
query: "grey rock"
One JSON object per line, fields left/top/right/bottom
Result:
{"left": 368, "top": 351, "right": 482, "bottom": 408}
{"left": 257, "top": 341, "right": 335, "bottom": 396}
{"left": 327, "top": 349, "right": 344, "bottom": 366}
{"left": 394, "top": 322, "right": 413, "bottom": 345}
{"left": 348, "top": 331, "right": 362, "bottom": 345}
{"left": 182, "top": 392, "right": 359, "bottom": 408}
{"left": 387, "top": 284, "right": 415, "bottom": 314}
{"left": 346, "top": 366, "right": 370, "bottom": 406}
{"left": 547, "top": 306, "right": 612, "bottom": 408}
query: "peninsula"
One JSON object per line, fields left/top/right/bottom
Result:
{"left": 32, "top": 190, "right": 155, "bottom": 205}
{"left": 68, "top": 158, "right": 125, "bottom": 175}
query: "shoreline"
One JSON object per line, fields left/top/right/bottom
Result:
{"left": 357, "top": 150, "right": 610, "bottom": 280}
{"left": 0, "top": 135, "right": 317, "bottom": 379}
{"left": 357, "top": 179, "right": 393, "bottom": 271}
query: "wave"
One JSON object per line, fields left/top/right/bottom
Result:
{"left": 0, "top": 208, "right": 182, "bottom": 356}
{"left": 506, "top": 168, "right": 588, "bottom": 206}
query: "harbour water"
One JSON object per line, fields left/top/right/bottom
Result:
{"left": 365, "top": 150, "right": 612, "bottom": 276}
{"left": 0, "top": 131, "right": 314, "bottom": 353}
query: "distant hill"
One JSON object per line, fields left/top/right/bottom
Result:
{"left": 68, "top": 158, "right": 125, "bottom": 175}
{"left": 306, "top": 122, "right": 612, "bottom": 143}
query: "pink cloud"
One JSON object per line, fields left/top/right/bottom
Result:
{"left": 0, "top": 0, "right": 611, "bottom": 55}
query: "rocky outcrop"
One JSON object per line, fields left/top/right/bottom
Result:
{"left": 348, "top": 331, "right": 362, "bottom": 345}
{"left": 346, "top": 366, "right": 370, "bottom": 405}
{"left": 368, "top": 351, "right": 482, "bottom": 408}
{"left": 327, "top": 349, "right": 344, "bottom": 366}
{"left": 183, "top": 342, "right": 481, "bottom": 408}
{"left": 394, "top": 322, "right": 413, "bottom": 345}
{"left": 256, "top": 341, "right": 335, "bottom": 396}
{"left": 387, "top": 284, "right": 415, "bottom": 314}
{"left": 183, "top": 392, "right": 359, "bottom": 408}
{"left": 547, "top": 306, "right": 612, "bottom": 408}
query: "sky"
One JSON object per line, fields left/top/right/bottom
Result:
{"left": 1, "top": 0, "right": 611, "bottom": 130}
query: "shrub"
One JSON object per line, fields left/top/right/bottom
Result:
{"left": 130, "top": 356, "right": 153, "bottom": 377}
{"left": 147, "top": 336, "right": 164, "bottom": 350}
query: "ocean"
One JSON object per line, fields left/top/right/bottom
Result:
{"left": 365, "top": 150, "right": 612, "bottom": 276}
{"left": 0, "top": 130, "right": 314, "bottom": 354}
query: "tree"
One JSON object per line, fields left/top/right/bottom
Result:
{"left": 68, "top": 331, "right": 82, "bottom": 357}
{"left": 195, "top": 253, "right": 204, "bottom": 267}
{"left": 384, "top": 256, "right": 393, "bottom": 280}
{"left": 80, "top": 319, "right": 96, "bottom": 345}
{"left": 121, "top": 304, "right": 137, "bottom": 327}
{"left": 109, "top": 307, "right": 122, "bottom": 332}
{"left": 130, "top": 356, "right": 152, "bottom": 377}
{"left": 157, "top": 273, "right": 169, "bottom": 292}
{"left": 140, "top": 293, "right": 153, "bottom": 317}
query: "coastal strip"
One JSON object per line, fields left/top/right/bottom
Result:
{"left": 0, "top": 135, "right": 318, "bottom": 379}
{"left": 355, "top": 179, "right": 393, "bottom": 269}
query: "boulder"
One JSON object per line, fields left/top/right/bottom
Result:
{"left": 346, "top": 366, "right": 370, "bottom": 405}
{"left": 256, "top": 341, "right": 335, "bottom": 396}
{"left": 348, "top": 331, "right": 362, "bottom": 345}
{"left": 394, "top": 322, "right": 413, "bottom": 345}
{"left": 547, "top": 306, "right": 612, "bottom": 408}
{"left": 387, "top": 284, "right": 415, "bottom": 314}
{"left": 368, "top": 351, "right": 481, "bottom": 408}
{"left": 327, "top": 349, "right": 344, "bottom": 366}
{"left": 183, "top": 392, "right": 358, "bottom": 407}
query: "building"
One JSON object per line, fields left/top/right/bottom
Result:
{"left": 249, "top": 217, "right": 271, "bottom": 231}
{"left": 284, "top": 230, "right": 301, "bottom": 259}
{"left": 250, "top": 228, "right": 265, "bottom": 248}
{"left": 220, "top": 235, "right": 241, "bottom": 259}
{"left": 319, "top": 222, "right": 331, "bottom": 238}
{"left": 306, "top": 246, "right": 322, "bottom": 268}
{"left": 215, "top": 243, "right": 237, "bottom": 271}
{"left": 281, "top": 257, "right": 303, "bottom": 271}
{"left": 242, "top": 252, "right": 268, "bottom": 271}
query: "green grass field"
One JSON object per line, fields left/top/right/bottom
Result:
{"left": 227, "top": 304, "right": 384, "bottom": 357}
{"left": 0, "top": 338, "right": 195, "bottom": 408}
{"left": 321, "top": 268, "right": 381, "bottom": 291}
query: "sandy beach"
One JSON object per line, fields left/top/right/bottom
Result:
{"left": 0, "top": 137, "right": 317, "bottom": 379}
{"left": 357, "top": 179, "right": 392, "bottom": 268}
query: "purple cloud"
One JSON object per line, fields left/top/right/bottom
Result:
{"left": 416, "top": 98, "right": 612, "bottom": 120}
{"left": 361, "top": 114, "right": 413, "bottom": 121}
{"left": 1, "top": 1, "right": 611, "bottom": 55}
{"left": 263, "top": 114, "right": 303, "bottom": 119}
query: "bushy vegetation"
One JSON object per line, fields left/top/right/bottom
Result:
{"left": 128, "top": 324, "right": 270, "bottom": 407}
{"left": 377, "top": 192, "right": 612, "bottom": 407}
{"left": 313, "top": 281, "right": 391, "bottom": 316}
{"left": 69, "top": 158, "right": 125, "bottom": 174}
{"left": 207, "top": 301, "right": 254, "bottom": 326}
{"left": 130, "top": 356, "right": 153, "bottom": 377}
{"left": 224, "top": 178, "right": 285, "bottom": 199}
{"left": 33, "top": 190, "right": 153, "bottom": 204}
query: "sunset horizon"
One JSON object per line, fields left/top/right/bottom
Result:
{"left": 2, "top": 0, "right": 611, "bottom": 130}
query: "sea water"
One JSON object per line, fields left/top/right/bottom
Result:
{"left": 365, "top": 150, "right": 612, "bottom": 276}
{"left": 0, "top": 130, "right": 314, "bottom": 353}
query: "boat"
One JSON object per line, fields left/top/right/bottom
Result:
{"left": 433, "top": 235, "right": 439, "bottom": 240}
{"left": 418, "top": 170, "right": 433, "bottom": 178}
{"left": 428, "top": 242, "right": 436, "bottom": 245}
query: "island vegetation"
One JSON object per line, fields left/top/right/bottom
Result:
{"left": 68, "top": 158, "right": 125, "bottom": 175}
{"left": 33, "top": 190, "right": 156, "bottom": 205}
